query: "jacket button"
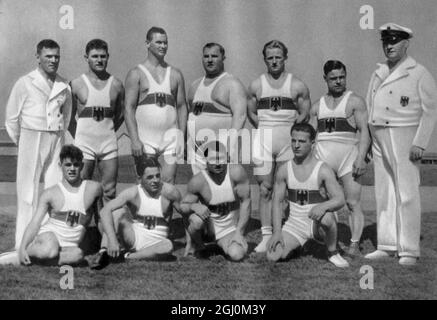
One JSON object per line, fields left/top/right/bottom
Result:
{"left": 389, "top": 91, "right": 392, "bottom": 94}
{"left": 386, "top": 107, "right": 389, "bottom": 110}
{"left": 48, "top": 113, "right": 51, "bottom": 116}
{"left": 385, "top": 121, "right": 389, "bottom": 124}
{"left": 372, "top": 120, "right": 375, "bottom": 123}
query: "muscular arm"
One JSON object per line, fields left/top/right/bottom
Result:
{"left": 99, "top": 187, "right": 138, "bottom": 245}
{"left": 294, "top": 80, "right": 311, "bottom": 123}
{"left": 309, "top": 100, "right": 319, "bottom": 130}
{"left": 309, "top": 164, "right": 345, "bottom": 220}
{"left": 113, "top": 79, "right": 125, "bottom": 132}
{"left": 232, "top": 165, "right": 251, "bottom": 235}
{"left": 229, "top": 78, "right": 248, "bottom": 131}
{"left": 124, "top": 68, "right": 143, "bottom": 156}
{"left": 352, "top": 96, "right": 371, "bottom": 176}
{"left": 271, "top": 163, "right": 288, "bottom": 235}
{"left": 175, "top": 70, "right": 188, "bottom": 139}
{"left": 247, "top": 80, "right": 259, "bottom": 128}
{"left": 180, "top": 177, "right": 209, "bottom": 219}
{"left": 164, "top": 184, "right": 182, "bottom": 219}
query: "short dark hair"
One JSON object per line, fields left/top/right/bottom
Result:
{"left": 203, "top": 43, "right": 225, "bottom": 57}
{"left": 85, "top": 39, "right": 108, "bottom": 55}
{"left": 323, "top": 60, "right": 346, "bottom": 76}
{"left": 135, "top": 155, "right": 161, "bottom": 177}
{"left": 262, "top": 40, "right": 288, "bottom": 59}
{"left": 203, "top": 140, "right": 227, "bottom": 159}
{"left": 290, "top": 122, "right": 317, "bottom": 141}
{"left": 146, "top": 26, "right": 167, "bottom": 41}
{"left": 60, "top": 145, "right": 83, "bottom": 163}
{"left": 37, "top": 39, "right": 60, "bottom": 54}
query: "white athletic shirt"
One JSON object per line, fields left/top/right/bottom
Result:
{"left": 258, "top": 73, "right": 298, "bottom": 126}
{"left": 287, "top": 161, "right": 323, "bottom": 218}
{"left": 188, "top": 72, "right": 232, "bottom": 149}
{"left": 201, "top": 166, "right": 236, "bottom": 206}
{"left": 136, "top": 185, "right": 164, "bottom": 218}
{"left": 58, "top": 181, "right": 87, "bottom": 214}
{"left": 317, "top": 91, "right": 358, "bottom": 144}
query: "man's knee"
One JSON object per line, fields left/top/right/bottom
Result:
{"left": 34, "top": 233, "right": 60, "bottom": 259}
{"left": 226, "top": 243, "right": 246, "bottom": 262}
{"left": 259, "top": 181, "right": 273, "bottom": 200}
{"left": 321, "top": 212, "right": 336, "bottom": 228}
{"left": 102, "top": 182, "right": 116, "bottom": 200}
{"left": 188, "top": 214, "right": 205, "bottom": 232}
{"left": 346, "top": 198, "right": 361, "bottom": 213}
{"left": 158, "top": 239, "right": 173, "bottom": 254}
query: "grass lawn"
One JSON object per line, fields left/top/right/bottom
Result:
{"left": 1, "top": 209, "right": 436, "bottom": 300}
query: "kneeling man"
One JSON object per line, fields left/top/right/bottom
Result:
{"left": 181, "top": 140, "right": 251, "bottom": 262}
{"left": 18, "top": 145, "right": 102, "bottom": 266}
{"left": 267, "top": 123, "right": 349, "bottom": 268}
{"left": 99, "top": 157, "right": 181, "bottom": 261}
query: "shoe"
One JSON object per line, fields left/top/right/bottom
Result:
{"left": 0, "top": 251, "right": 20, "bottom": 266}
{"left": 399, "top": 256, "right": 417, "bottom": 266}
{"left": 364, "top": 250, "right": 394, "bottom": 260}
{"left": 254, "top": 236, "right": 272, "bottom": 253}
{"left": 328, "top": 253, "right": 350, "bottom": 268}
{"left": 85, "top": 250, "right": 109, "bottom": 270}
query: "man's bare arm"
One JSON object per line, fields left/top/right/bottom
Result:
{"left": 271, "top": 164, "right": 288, "bottom": 235}
{"left": 352, "top": 95, "right": 371, "bottom": 177}
{"left": 228, "top": 78, "right": 248, "bottom": 131}
{"left": 309, "top": 101, "right": 319, "bottom": 130}
{"left": 113, "top": 79, "right": 125, "bottom": 132}
{"left": 232, "top": 165, "right": 251, "bottom": 235}
{"left": 247, "top": 80, "right": 260, "bottom": 129}
{"left": 175, "top": 70, "right": 188, "bottom": 138}
{"left": 294, "top": 80, "right": 311, "bottom": 123}
{"left": 124, "top": 68, "right": 143, "bottom": 157}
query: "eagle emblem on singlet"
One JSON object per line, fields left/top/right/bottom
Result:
{"left": 215, "top": 203, "right": 231, "bottom": 216}
{"left": 142, "top": 216, "right": 157, "bottom": 230}
{"left": 92, "top": 107, "right": 105, "bottom": 122}
{"left": 296, "top": 190, "right": 309, "bottom": 206}
{"left": 156, "top": 93, "right": 166, "bottom": 107}
{"left": 324, "top": 118, "right": 336, "bottom": 133}
{"left": 270, "top": 97, "right": 282, "bottom": 111}
{"left": 65, "top": 210, "right": 81, "bottom": 227}
{"left": 193, "top": 102, "right": 204, "bottom": 115}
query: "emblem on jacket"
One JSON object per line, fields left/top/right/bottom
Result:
{"left": 400, "top": 96, "right": 409, "bottom": 107}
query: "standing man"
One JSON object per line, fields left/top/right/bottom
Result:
{"left": 267, "top": 123, "right": 349, "bottom": 268}
{"left": 124, "top": 27, "right": 188, "bottom": 183}
{"left": 365, "top": 23, "right": 437, "bottom": 266}
{"left": 310, "top": 60, "right": 370, "bottom": 256}
{"left": 69, "top": 39, "right": 124, "bottom": 203}
{"left": 247, "top": 40, "right": 311, "bottom": 253}
{"left": 181, "top": 140, "right": 251, "bottom": 261}
{"left": 5, "top": 39, "right": 72, "bottom": 250}
{"left": 187, "top": 43, "right": 247, "bottom": 175}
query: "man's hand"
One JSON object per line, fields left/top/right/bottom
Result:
{"left": 410, "top": 145, "right": 424, "bottom": 162}
{"left": 308, "top": 205, "right": 326, "bottom": 221}
{"left": 267, "top": 233, "right": 284, "bottom": 253}
{"left": 19, "top": 247, "right": 31, "bottom": 265}
{"left": 352, "top": 157, "right": 367, "bottom": 179}
{"left": 107, "top": 238, "right": 120, "bottom": 258}
{"left": 194, "top": 205, "right": 211, "bottom": 221}
{"left": 131, "top": 139, "right": 144, "bottom": 157}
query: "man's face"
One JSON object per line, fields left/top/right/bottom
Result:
{"left": 141, "top": 167, "right": 162, "bottom": 194}
{"left": 86, "top": 48, "right": 109, "bottom": 73}
{"left": 324, "top": 68, "right": 347, "bottom": 96}
{"left": 264, "top": 47, "right": 286, "bottom": 75}
{"left": 147, "top": 33, "right": 168, "bottom": 58}
{"left": 291, "top": 130, "right": 313, "bottom": 159}
{"left": 61, "top": 157, "right": 83, "bottom": 184}
{"left": 206, "top": 149, "right": 227, "bottom": 174}
{"left": 382, "top": 38, "right": 408, "bottom": 63}
{"left": 37, "top": 47, "right": 60, "bottom": 76}
{"left": 202, "top": 46, "right": 225, "bottom": 76}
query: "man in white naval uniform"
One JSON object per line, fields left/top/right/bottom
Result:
{"left": 4, "top": 39, "right": 72, "bottom": 251}
{"left": 365, "top": 23, "right": 437, "bottom": 266}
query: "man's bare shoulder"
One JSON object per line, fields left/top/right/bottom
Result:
{"left": 276, "top": 161, "right": 289, "bottom": 179}
{"left": 188, "top": 77, "right": 203, "bottom": 99}
{"left": 111, "top": 76, "right": 124, "bottom": 91}
{"left": 348, "top": 92, "right": 367, "bottom": 110}
{"left": 169, "top": 65, "right": 184, "bottom": 80}
{"left": 248, "top": 77, "right": 262, "bottom": 96}
{"left": 84, "top": 180, "right": 102, "bottom": 194}
{"left": 229, "top": 164, "right": 248, "bottom": 184}
{"left": 70, "top": 76, "right": 85, "bottom": 93}
{"left": 290, "top": 75, "right": 309, "bottom": 93}
{"left": 162, "top": 182, "right": 181, "bottom": 200}
{"left": 187, "top": 173, "right": 205, "bottom": 193}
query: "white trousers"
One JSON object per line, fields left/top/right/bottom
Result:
{"left": 370, "top": 125, "right": 421, "bottom": 257}
{"left": 15, "top": 128, "right": 63, "bottom": 249}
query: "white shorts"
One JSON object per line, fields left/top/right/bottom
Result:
{"left": 252, "top": 125, "right": 293, "bottom": 164}
{"left": 208, "top": 211, "right": 237, "bottom": 241}
{"left": 315, "top": 141, "right": 358, "bottom": 178}
{"left": 77, "top": 143, "right": 118, "bottom": 161}
{"left": 131, "top": 222, "right": 169, "bottom": 251}
{"left": 142, "top": 127, "right": 183, "bottom": 164}
{"left": 282, "top": 215, "right": 316, "bottom": 246}
{"left": 38, "top": 218, "right": 85, "bottom": 247}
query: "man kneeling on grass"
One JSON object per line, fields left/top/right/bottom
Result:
{"left": 98, "top": 157, "right": 181, "bottom": 263}
{"left": 267, "top": 123, "right": 349, "bottom": 268}
{"left": 15, "top": 145, "right": 102, "bottom": 266}
{"left": 181, "top": 140, "right": 251, "bottom": 262}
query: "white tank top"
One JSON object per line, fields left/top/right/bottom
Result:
{"left": 188, "top": 72, "right": 232, "bottom": 148}
{"left": 287, "top": 161, "right": 323, "bottom": 217}
{"left": 138, "top": 64, "right": 172, "bottom": 95}
{"left": 58, "top": 180, "right": 87, "bottom": 214}
{"left": 82, "top": 74, "right": 113, "bottom": 108}
{"left": 201, "top": 166, "right": 235, "bottom": 205}
{"left": 317, "top": 91, "right": 358, "bottom": 144}
{"left": 258, "top": 73, "right": 298, "bottom": 126}
{"left": 136, "top": 185, "right": 164, "bottom": 218}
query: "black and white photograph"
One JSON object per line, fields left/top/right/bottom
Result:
{"left": 0, "top": 0, "right": 436, "bottom": 302}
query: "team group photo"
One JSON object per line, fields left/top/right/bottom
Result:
{"left": 0, "top": 0, "right": 436, "bottom": 300}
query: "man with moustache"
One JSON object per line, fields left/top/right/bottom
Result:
{"left": 4, "top": 39, "right": 72, "bottom": 251}
{"left": 186, "top": 43, "right": 247, "bottom": 175}
{"left": 247, "top": 40, "right": 311, "bottom": 253}
{"left": 310, "top": 60, "right": 370, "bottom": 256}
{"left": 70, "top": 39, "right": 124, "bottom": 203}
{"left": 365, "top": 23, "right": 437, "bottom": 266}
{"left": 124, "top": 27, "right": 188, "bottom": 183}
